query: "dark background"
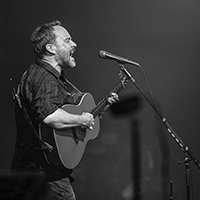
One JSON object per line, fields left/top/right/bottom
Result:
{"left": 1, "top": 0, "right": 200, "bottom": 199}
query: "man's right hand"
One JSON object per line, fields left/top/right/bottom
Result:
{"left": 81, "top": 112, "right": 94, "bottom": 130}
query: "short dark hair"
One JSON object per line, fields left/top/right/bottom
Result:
{"left": 30, "top": 20, "right": 62, "bottom": 58}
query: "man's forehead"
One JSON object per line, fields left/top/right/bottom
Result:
{"left": 53, "top": 25, "right": 71, "bottom": 38}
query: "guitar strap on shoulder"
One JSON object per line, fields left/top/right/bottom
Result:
{"left": 12, "top": 85, "right": 53, "bottom": 152}
{"left": 60, "top": 74, "right": 85, "bottom": 105}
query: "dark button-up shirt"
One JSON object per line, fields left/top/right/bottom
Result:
{"left": 11, "top": 60, "right": 82, "bottom": 181}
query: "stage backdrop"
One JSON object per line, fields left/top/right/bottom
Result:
{"left": 1, "top": 0, "right": 200, "bottom": 200}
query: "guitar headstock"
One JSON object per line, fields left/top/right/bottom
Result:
{"left": 118, "top": 70, "right": 129, "bottom": 87}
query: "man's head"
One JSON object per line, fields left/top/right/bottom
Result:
{"left": 30, "top": 20, "right": 77, "bottom": 69}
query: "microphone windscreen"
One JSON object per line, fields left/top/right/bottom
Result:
{"left": 99, "top": 50, "right": 106, "bottom": 58}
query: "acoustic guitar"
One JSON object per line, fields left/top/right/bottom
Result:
{"left": 39, "top": 73, "right": 128, "bottom": 170}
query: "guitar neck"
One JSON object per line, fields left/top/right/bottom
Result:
{"left": 91, "top": 80, "right": 127, "bottom": 118}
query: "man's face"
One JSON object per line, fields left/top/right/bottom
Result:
{"left": 53, "top": 25, "right": 77, "bottom": 69}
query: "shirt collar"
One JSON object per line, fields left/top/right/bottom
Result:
{"left": 36, "top": 59, "right": 61, "bottom": 79}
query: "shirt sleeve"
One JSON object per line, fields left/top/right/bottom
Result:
{"left": 32, "top": 80, "right": 68, "bottom": 122}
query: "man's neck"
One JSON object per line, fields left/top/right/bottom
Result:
{"left": 41, "top": 56, "right": 61, "bottom": 73}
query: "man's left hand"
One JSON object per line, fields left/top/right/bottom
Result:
{"left": 108, "top": 92, "right": 119, "bottom": 104}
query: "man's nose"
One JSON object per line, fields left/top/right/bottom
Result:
{"left": 71, "top": 40, "right": 77, "bottom": 48}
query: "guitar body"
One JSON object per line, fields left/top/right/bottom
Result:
{"left": 40, "top": 93, "right": 100, "bottom": 170}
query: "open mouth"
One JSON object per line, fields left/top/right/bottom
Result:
{"left": 69, "top": 49, "right": 76, "bottom": 65}
{"left": 70, "top": 49, "right": 75, "bottom": 58}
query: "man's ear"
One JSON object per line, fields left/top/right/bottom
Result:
{"left": 45, "top": 44, "right": 56, "bottom": 54}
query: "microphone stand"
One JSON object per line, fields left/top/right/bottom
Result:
{"left": 119, "top": 63, "right": 200, "bottom": 200}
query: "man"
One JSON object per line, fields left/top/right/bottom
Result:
{"left": 11, "top": 20, "right": 118, "bottom": 200}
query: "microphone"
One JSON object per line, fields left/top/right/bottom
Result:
{"left": 99, "top": 50, "right": 140, "bottom": 67}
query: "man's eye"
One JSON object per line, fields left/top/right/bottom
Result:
{"left": 65, "top": 39, "right": 71, "bottom": 43}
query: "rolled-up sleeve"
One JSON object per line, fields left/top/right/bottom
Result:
{"left": 33, "top": 80, "right": 69, "bottom": 122}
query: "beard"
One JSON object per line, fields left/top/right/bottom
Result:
{"left": 55, "top": 50, "right": 76, "bottom": 69}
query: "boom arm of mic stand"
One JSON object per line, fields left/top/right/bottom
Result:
{"left": 119, "top": 63, "right": 200, "bottom": 170}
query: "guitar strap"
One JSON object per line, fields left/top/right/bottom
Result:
{"left": 12, "top": 85, "right": 53, "bottom": 152}
{"left": 59, "top": 73, "right": 84, "bottom": 105}
{"left": 60, "top": 72, "right": 81, "bottom": 93}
